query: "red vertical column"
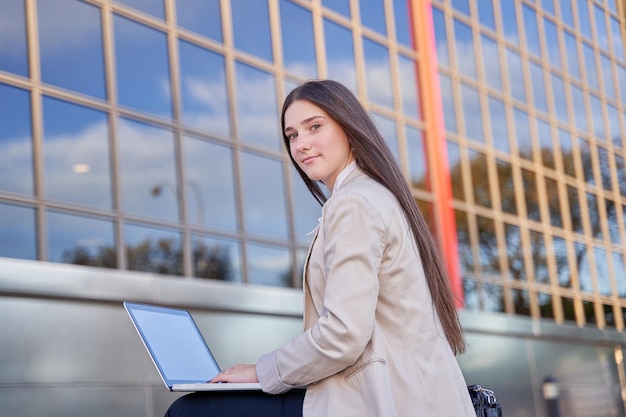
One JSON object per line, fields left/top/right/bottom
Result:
{"left": 408, "top": 0, "right": 463, "bottom": 307}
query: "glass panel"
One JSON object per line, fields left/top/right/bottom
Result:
{"left": 178, "top": 40, "right": 229, "bottom": 137}
{"left": 0, "top": 1, "right": 28, "bottom": 76}
{"left": 600, "top": 54, "right": 615, "bottom": 101}
{"left": 234, "top": 62, "right": 280, "bottom": 149}
{"left": 562, "top": 296, "right": 576, "bottom": 321}
{"left": 613, "top": 252, "right": 626, "bottom": 297}
{"left": 455, "top": 210, "right": 473, "bottom": 274}
{"left": 530, "top": 230, "right": 549, "bottom": 284}
{"left": 513, "top": 108, "right": 532, "bottom": 159}
{"left": 506, "top": 49, "right": 526, "bottom": 103}
{"left": 542, "top": 0, "right": 555, "bottom": 15}
{"left": 575, "top": 243, "right": 592, "bottom": 292}
{"left": 461, "top": 84, "right": 483, "bottom": 143}
{"left": 363, "top": 38, "right": 392, "bottom": 109}
{"left": 577, "top": 0, "right": 591, "bottom": 40}
{"left": 38, "top": 0, "right": 105, "bottom": 99}
{"left": 500, "top": 0, "right": 519, "bottom": 44}
{"left": 241, "top": 152, "right": 287, "bottom": 239}
{"left": 124, "top": 222, "right": 183, "bottom": 276}
{"left": 448, "top": 140, "right": 464, "bottom": 201}
{"left": 551, "top": 73, "right": 568, "bottom": 123}
{"left": 47, "top": 211, "right": 115, "bottom": 267}
{"left": 463, "top": 278, "right": 479, "bottom": 310}
{"left": 597, "top": 146, "right": 612, "bottom": 191}
{"left": 114, "top": 15, "right": 172, "bottom": 118}
{"left": 522, "top": 5, "right": 541, "bottom": 57}
{"left": 570, "top": 84, "right": 587, "bottom": 133}
{"left": 589, "top": 94, "right": 605, "bottom": 139}
{"left": 280, "top": 0, "right": 316, "bottom": 79}
{"left": 406, "top": 127, "right": 427, "bottom": 189}
{"left": 564, "top": 30, "right": 580, "bottom": 79}
{"left": 452, "top": 0, "right": 469, "bottom": 15}
{"left": 322, "top": 0, "right": 350, "bottom": 17}
{"left": 586, "top": 192, "right": 602, "bottom": 239}
{"left": 183, "top": 136, "right": 237, "bottom": 231}
{"left": 118, "top": 117, "right": 178, "bottom": 221}
{"left": 553, "top": 236, "right": 571, "bottom": 287}
{"left": 440, "top": 74, "right": 457, "bottom": 133}
{"left": 496, "top": 159, "right": 516, "bottom": 215}
{"left": 372, "top": 114, "right": 398, "bottom": 162}
{"left": 583, "top": 300, "right": 596, "bottom": 325}
{"left": 607, "top": 104, "right": 620, "bottom": 147}
{"left": 522, "top": 169, "right": 540, "bottom": 221}
{"left": 481, "top": 35, "right": 501, "bottom": 92}
{"left": 42, "top": 97, "right": 111, "bottom": 209}
{"left": 482, "top": 283, "right": 504, "bottom": 312}
{"left": 512, "top": 288, "right": 531, "bottom": 316}
{"left": 398, "top": 55, "right": 420, "bottom": 119}
{"left": 604, "top": 304, "right": 615, "bottom": 328}
{"left": 469, "top": 150, "right": 491, "bottom": 208}
{"left": 543, "top": 18, "right": 560, "bottom": 69}
{"left": 567, "top": 185, "right": 584, "bottom": 234}
{"left": 359, "top": 0, "right": 386, "bottom": 34}
{"left": 505, "top": 224, "right": 525, "bottom": 280}
{"left": 477, "top": 0, "right": 496, "bottom": 31}
{"left": 583, "top": 42, "right": 599, "bottom": 91}
{"left": 0, "top": 203, "right": 36, "bottom": 260}
{"left": 290, "top": 166, "right": 322, "bottom": 246}
{"left": 488, "top": 97, "right": 508, "bottom": 152}
{"left": 594, "top": 5, "right": 609, "bottom": 52}
{"left": 616, "top": 156, "right": 626, "bottom": 196}
{"left": 231, "top": 0, "right": 272, "bottom": 62}
{"left": 560, "top": 0, "right": 574, "bottom": 27}
{"left": 579, "top": 137, "right": 595, "bottom": 185}
{"left": 529, "top": 61, "right": 548, "bottom": 113}
{"left": 538, "top": 292, "right": 554, "bottom": 319}
{"left": 545, "top": 177, "right": 562, "bottom": 228}
{"left": 476, "top": 216, "right": 499, "bottom": 275}
{"left": 536, "top": 118, "right": 555, "bottom": 169}
{"left": 605, "top": 199, "right": 620, "bottom": 244}
{"left": 611, "top": 16, "right": 624, "bottom": 61}
{"left": 176, "top": 0, "right": 222, "bottom": 42}
{"left": 393, "top": 0, "right": 411, "bottom": 47}
{"left": 0, "top": 83, "right": 33, "bottom": 196}
{"left": 324, "top": 19, "right": 357, "bottom": 93}
{"left": 454, "top": 19, "right": 476, "bottom": 79}
{"left": 114, "top": 0, "right": 164, "bottom": 19}
{"left": 247, "top": 242, "right": 291, "bottom": 287}
{"left": 191, "top": 234, "right": 241, "bottom": 282}
{"left": 559, "top": 129, "right": 576, "bottom": 178}
{"left": 432, "top": 8, "right": 449, "bottom": 67}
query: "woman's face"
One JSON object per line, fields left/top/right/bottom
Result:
{"left": 283, "top": 99, "right": 354, "bottom": 191}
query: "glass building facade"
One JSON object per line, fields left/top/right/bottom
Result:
{"left": 2, "top": 0, "right": 625, "bottom": 328}
{"left": 1, "top": 1, "right": 626, "bottom": 416}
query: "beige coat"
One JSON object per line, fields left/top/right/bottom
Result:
{"left": 257, "top": 168, "right": 475, "bottom": 417}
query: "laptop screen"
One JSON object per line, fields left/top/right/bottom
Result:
{"left": 125, "top": 302, "right": 221, "bottom": 386}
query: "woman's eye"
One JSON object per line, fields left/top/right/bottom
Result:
{"left": 311, "top": 124, "right": 320, "bottom": 131}
{"left": 287, "top": 132, "right": 298, "bottom": 140}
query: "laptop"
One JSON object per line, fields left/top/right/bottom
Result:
{"left": 124, "top": 301, "right": 262, "bottom": 392}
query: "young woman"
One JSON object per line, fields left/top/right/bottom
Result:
{"left": 165, "top": 80, "right": 474, "bottom": 417}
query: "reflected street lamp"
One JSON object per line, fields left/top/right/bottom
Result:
{"left": 151, "top": 179, "right": 205, "bottom": 226}
{"left": 542, "top": 375, "right": 561, "bottom": 417}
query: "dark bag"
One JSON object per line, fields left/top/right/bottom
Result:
{"left": 468, "top": 384, "right": 503, "bottom": 417}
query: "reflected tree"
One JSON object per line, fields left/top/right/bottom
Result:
{"left": 62, "top": 238, "right": 234, "bottom": 280}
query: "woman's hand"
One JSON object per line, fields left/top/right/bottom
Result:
{"left": 210, "top": 364, "right": 259, "bottom": 383}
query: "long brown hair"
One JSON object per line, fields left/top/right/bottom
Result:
{"left": 281, "top": 80, "right": 465, "bottom": 355}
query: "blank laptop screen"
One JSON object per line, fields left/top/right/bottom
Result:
{"left": 126, "top": 303, "right": 221, "bottom": 385}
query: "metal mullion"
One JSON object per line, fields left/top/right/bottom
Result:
{"left": 164, "top": 0, "right": 192, "bottom": 278}
{"left": 24, "top": 0, "right": 46, "bottom": 262}
{"left": 219, "top": 0, "right": 248, "bottom": 284}
{"left": 350, "top": 0, "right": 367, "bottom": 102}
{"left": 310, "top": 0, "right": 327, "bottom": 80}
{"left": 100, "top": 1, "right": 125, "bottom": 270}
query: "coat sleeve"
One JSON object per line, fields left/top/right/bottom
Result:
{"left": 257, "top": 191, "right": 386, "bottom": 394}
